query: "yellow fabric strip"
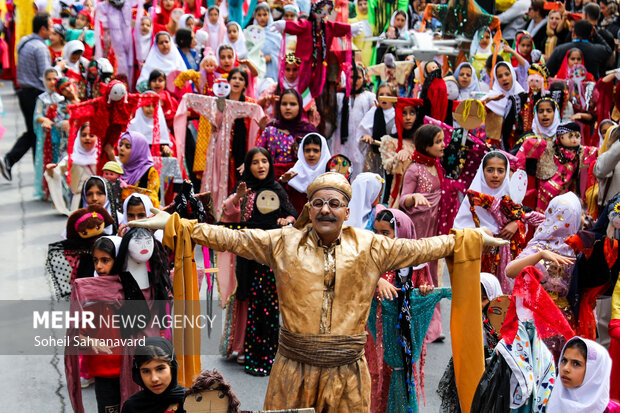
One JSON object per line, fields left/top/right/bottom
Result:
{"left": 163, "top": 213, "right": 201, "bottom": 387}
{"left": 445, "top": 228, "right": 485, "bottom": 413}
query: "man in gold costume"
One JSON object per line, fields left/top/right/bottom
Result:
{"left": 132, "top": 172, "right": 506, "bottom": 412}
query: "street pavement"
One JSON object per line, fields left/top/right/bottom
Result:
{"left": 0, "top": 82, "right": 453, "bottom": 412}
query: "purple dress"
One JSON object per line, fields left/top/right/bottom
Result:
{"left": 255, "top": 125, "right": 296, "bottom": 164}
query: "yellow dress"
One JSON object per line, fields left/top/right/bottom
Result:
{"left": 186, "top": 219, "right": 483, "bottom": 412}
{"left": 121, "top": 166, "right": 160, "bottom": 207}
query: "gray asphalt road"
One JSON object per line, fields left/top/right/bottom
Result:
{"left": 0, "top": 82, "right": 452, "bottom": 412}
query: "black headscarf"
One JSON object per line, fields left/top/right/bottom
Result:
{"left": 271, "top": 89, "right": 317, "bottom": 138}
{"left": 122, "top": 337, "right": 186, "bottom": 413}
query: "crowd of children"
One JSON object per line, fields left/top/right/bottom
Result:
{"left": 2, "top": 0, "right": 620, "bottom": 411}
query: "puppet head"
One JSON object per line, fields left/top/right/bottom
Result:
{"left": 106, "top": 80, "right": 128, "bottom": 104}
{"left": 66, "top": 205, "right": 114, "bottom": 240}
{"left": 102, "top": 161, "right": 124, "bottom": 181}
{"left": 213, "top": 79, "right": 231, "bottom": 98}
{"left": 444, "top": 75, "right": 459, "bottom": 100}
{"left": 201, "top": 53, "right": 217, "bottom": 73}
{"left": 326, "top": 154, "right": 352, "bottom": 180}
{"left": 527, "top": 73, "right": 544, "bottom": 93}
{"left": 311, "top": 0, "right": 333, "bottom": 19}
{"left": 528, "top": 63, "right": 549, "bottom": 88}
{"left": 255, "top": 190, "right": 280, "bottom": 214}
{"left": 556, "top": 122, "right": 581, "bottom": 148}
{"left": 245, "top": 25, "right": 266, "bottom": 45}
{"left": 127, "top": 227, "right": 155, "bottom": 263}
{"left": 184, "top": 370, "right": 241, "bottom": 413}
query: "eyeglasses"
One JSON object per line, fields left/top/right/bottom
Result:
{"left": 310, "top": 197, "right": 347, "bottom": 210}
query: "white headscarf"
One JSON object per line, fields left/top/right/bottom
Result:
{"left": 454, "top": 62, "right": 480, "bottom": 100}
{"left": 485, "top": 62, "right": 525, "bottom": 116}
{"left": 93, "top": 235, "right": 122, "bottom": 277}
{"left": 224, "top": 21, "right": 248, "bottom": 60}
{"left": 178, "top": 14, "right": 195, "bottom": 30}
{"left": 252, "top": 2, "right": 274, "bottom": 26}
{"left": 120, "top": 193, "right": 155, "bottom": 225}
{"left": 135, "top": 16, "right": 153, "bottom": 62}
{"left": 389, "top": 10, "right": 408, "bottom": 31}
{"left": 480, "top": 272, "right": 502, "bottom": 301}
{"left": 532, "top": 100, "right": 561, "bottom": 141}
{"left": 128, "top": 97, "right": 172, "bottom": 146}
{"left": 216, "top": 43, "right": 237, "bottom": 69}
{"left": 136, "top": 32, "right": 187, "bottom": 85}
{"left": 205, "top": 6, "right": 226, "bottom": 52}
{"left": 71, "top": 125, "right": 98, "bottom": 166}
{"left": 289, "top": 133, "right": 331, "bottom": 193}
{"left": 453, "top": 151, "right": 511, "bottom": 233}
{"left": 547, "top": 337, "right": 612, "bottom": 413}
{"left": 345, "top": 172, "right": 384, "bottom": 229}
{"left": 63, "top": 40, "right": 87, "bottom": 73}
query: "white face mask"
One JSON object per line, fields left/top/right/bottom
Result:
{"left": 128, "top": 233, "right": 154, "bottom": 263}
{"left": 445, "top": 80, "right": 459, "bottom": 100}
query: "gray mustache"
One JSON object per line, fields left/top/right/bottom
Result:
{"left": 316, "top": 215, "right": 337, "bottom": 222}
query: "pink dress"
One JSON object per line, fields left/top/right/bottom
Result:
{"left": 399, "top": 162, "right": 443, "bottom": 342}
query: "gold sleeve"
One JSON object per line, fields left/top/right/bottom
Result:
{"left": 372, "top": 233, "right": 458, "bottom": 275}
{"left": 191, "top": 223, "right": 280, "bottom": 268}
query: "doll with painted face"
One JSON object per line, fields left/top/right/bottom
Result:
{"left": 46, "top": 205, "right": 114, "bottom": 301}
{"left": 517, "top": 121, "right": 598, "bottom": 212}
{"left": 219, "top": 147, "right": 297, "bottom": 375}
{"left": 183, "top": 369, "right": 241, "bottom": 413}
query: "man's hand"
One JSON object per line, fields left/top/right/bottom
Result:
{"left": 130, "top": 208, "right": 170, "bottom": 230}
{"left": 377, "top": 278, "right": 398, "bottom": 301}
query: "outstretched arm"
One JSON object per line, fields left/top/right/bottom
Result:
{"left": 505, "top": 250, "right": 575, "bottom": 278}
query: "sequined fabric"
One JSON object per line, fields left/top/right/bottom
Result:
{"left": 256, "top": 126, "right": 296, "bottom": 164}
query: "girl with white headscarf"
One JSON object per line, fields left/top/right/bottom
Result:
{"left": 287, "top": 133, "right": 331, "bottom": 192}
{"left": 136, "top": 32, "right": 186, "bottom": 87}
{"left": 484, "top": 61, "right": 528, "bottom": 150}
{"left": 547, "top": 337, "right": 619, "bottom": 412}
{"left": 203, "top": 6, "right": 226, "bottom": 53}
{"left": 223, "top": 21, "right": 248, "bottom": 60}
{"left": 454, "top": 62, "right": 480, "bottom": 100}
{"left": 128, "top": 93, "right": 172, "bottom": 147}
{"left": 177, "top": 14, "right": 195, "bottom": 31}
{"left": 62, "top": 40, "right": 89, "bottom": 78}
{"left": 345, "top": 172, "right": 385, "bottom": 230}
{"left": 530, "top": 97, "right": 561, "bottom": 141}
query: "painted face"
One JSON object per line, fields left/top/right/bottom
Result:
{"left": 140, "top": 17, "right": 151, "bottom": 35}
{"left": 208, "top": 8, "right": 219, "bottom": 24}
{"left": 108, "top": 82, "right": 127, "bottom": 102}
{"left": 536, "top": 101, "right": 555, "bottom": 127}
{"left": 126, "top": 203, "right": 147, "bottom": 221}
{"left": 303, "top": 142, "right": 321, "bottom": 166}
{"left": 139, "top": 360, "right": 172, "bottom": 395}
{"left": 150, "top": 75, "right": 166, "bottom": 92}
{"left": 495, "top": 64, "right": 513, "bottom": 91}
{"left": 85, "top": 184, "right": 106, "bottom": 207}
{"left": 255, "top": 8, "right": 270, "bottom": 26}
{"left": 218, "top": 49, "right": 235, "bottom": 72}
{"left": 118, "top": 138, "right": 132, "bottom": 164}
{"left": 102, "top": 170, "right": 120, "bottom": 181}
{"left": 528, "top": 74, "right": 544, "bottom": 92}
{"left": 559, "top": 131, "right": 581, "bottom": 147}
{"left": 228, "top": 72, "right": 246, "bottom": 95}
{"left": 569, "top": 64, "right": 587, "bottom": 82}
{"left": 279, "top": 93, "right": 299, "bottom": 120}
{"left": 445, "top": 79, "right": 459, "bottom": 100}
{"left": 568, "top": 50, "right": 583, "bottom": 67}
{"left": 156, "top": 34, "right": 172, "bottom": 55}
{"left": 402, "top": 106, "right": 417, "bottom": 131}
{"left": 386, "top": 26, "right": 397, "bottom": 39}
{"left": 93, "top": 249, "right": 115, "bottom": 276}
{"left": 246, "top": 26, "right": 265, "bottom": 43}
{"left": 559, "top": 346, "right": 587, "bottom": 389}
{"left": 256, "top": 189, "right": 280, "bottom": 214}
{"left": 250, "top": 151, "right": 270, "bottom": 180}
{"left": 45, "top": 71, "right": 59, "bottom": 91}
{"left": 227, "top": 24, "right": 239, "bottom": 42}
{"left": 79, "top": 221, "right": 105, "bottom": 239}
{"left": 458, "top": 66, "right": 472, "bottom": 88}
{"left": 426, "top": 131, "right": 445, "bottom": 158}
{"left": 426, "top": 61, "right": 439, "bottom": 73}
{"left": 142, "top": 103, "right": 155, "bottom": 118}
{"left": 373, "top": 219, "right": 395, "bottom": 238}
{"left": 284, "top": 62, "right": 299, "bottom": 83}
{"left": 483, "top": 157, "right": 507, "bottom": 189}
{"left": 128, "top": 232, "right": 154, "bottom": 263}
{"left": 80, "top": 124, "right": 97, "bottom": 152}
{"left": 393, "top": 13, "right": 406, "bottom": 29}
{"left": 202, "top": 59, "right": 217, "bottom": 72}
{"left": 213, "top": 80, "right": 231, "bottom": 97}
